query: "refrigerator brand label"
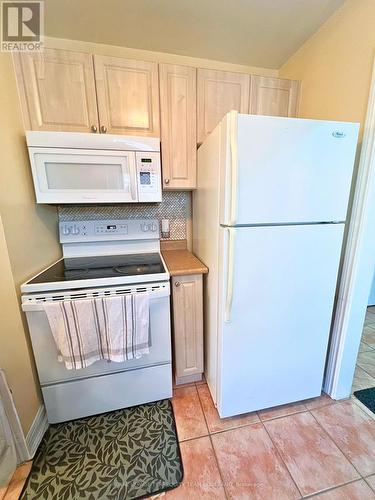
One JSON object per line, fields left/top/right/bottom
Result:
{"left": 332, "top": 131, "right": 346, "bottom": 138}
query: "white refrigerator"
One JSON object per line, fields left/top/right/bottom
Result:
{"left": 193, "top": 111, "right": 359, "bottom": 418}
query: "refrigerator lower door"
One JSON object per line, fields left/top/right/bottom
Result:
{"left": 216, "top": 223, "right": 344, "bottom": 418}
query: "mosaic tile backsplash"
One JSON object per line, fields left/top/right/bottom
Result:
{"left": 58, "top": 191, "right": 191, "bottom": 240}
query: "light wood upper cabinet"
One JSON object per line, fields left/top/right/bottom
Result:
{"left": 197, "top": 68, "right": 250, "bottom": 143}
{"left": 94, "top": 55, "right": 160, "bottom": 136}
{"left": 172, "top": 274, "right": 204, "bottom": 384}
{"left": 159, "top": 64, "right": 197, "bottom": 190}
{"left": 250, "top": 76, "right": 300, "bottom": 117}
{"left": 15, "top": 49, "right": 99, "bottom": 132}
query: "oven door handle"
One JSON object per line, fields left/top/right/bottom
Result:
{"left": 22, "top": 288, "right": 170, "bottom": 312}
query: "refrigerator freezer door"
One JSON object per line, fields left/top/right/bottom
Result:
{"left": 221, "top": 114, "right": 359, "bottom": 225}
{"left": 216, "top": 223, "right": 344, "bottom": 417}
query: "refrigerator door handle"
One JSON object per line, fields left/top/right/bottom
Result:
{"left": 229, "top": 111, "right": 238, "bottom": 225}
{"left": 224, "top": 227, "right": 236, "bottom": 322}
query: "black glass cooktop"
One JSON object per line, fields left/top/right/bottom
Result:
{"left": 29, "top": 253, "right": 165, "bottom": 284}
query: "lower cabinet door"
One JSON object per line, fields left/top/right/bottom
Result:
{"left": 172, "top": 274, "right": 203, "bottom": 381}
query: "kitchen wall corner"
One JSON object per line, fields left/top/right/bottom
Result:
{"left": 0, "top": 52, "right": 61, "bottom": 435}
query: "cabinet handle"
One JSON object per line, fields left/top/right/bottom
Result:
{"left": 100, "top": 125, "right": 107, "bottom": 133}
{"left": 164, "top": 178, "right": 170, "bottom": 185}
{"left": 91, "top": 125, "right": 97, "bottom": 133}
{"left": 175, "top": 281, "right": 181, "bottom": 287}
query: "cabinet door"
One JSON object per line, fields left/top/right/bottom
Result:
{"left": 15, "top": 49, "right": 99, "bottom": 132}
{"left": 94, "top": 55, "right": 160, "bottom": 136}
{"left": 250, "top": 76, "right": 300, "bottom": 117}
{"left": 197, "top": 69, "right": 250, "bottom": 143}
{"left": 159, "top": 64, "right": 197, "bottom": 190}
{"left": 172, "top": 274, "right": 203, "bottom": 380}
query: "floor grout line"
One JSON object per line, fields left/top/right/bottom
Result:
{"left": 208, "top": 434, "right": 229, "bottom": 500}
{"left": 352, "top": 313, "right": 375, "bottom": 394}
{"left": 194, "top": 383, "right": 229, "bottom": 499}
{"left": 205, "top": 420, "right": 261, "bottom": 436}
{"left": 262, "top": 406, "right": 369, "bottom": 498}
{"left": 351, "top": 395, "right": 375, "bottom": 421}
{"left": 173, "top": 385, "right": 210, "bottom": 443}
{"left": 260, "top": 417, "right": 304, "bottom": 498}
{"left": 356, "top": 361, "right": 375, "bottom": 380}
{"left": 302, "top": 477, "right": 367, "bottom": 498}
{"left": 364, "top": 476, "right": 375, "bottom": 494}
{"left": 354, "top": 361, "right": 375, "bottom": 376}
{"left": 194, "top": 383, "right": 211, "bottom": 434}
{"left": 178, "top": 433, "right": 209, "bottom": 444}
{"left": 308, "top": 408, "right": 364, "bottom": 479}
{"left": 359, "top": 346, "right": 375, "bottom": 353}
{"left": 195, "top": 383, "right": 261, "bottom": 434}
{"left": 258, "top": 406, "right": 308, "bottom": 423}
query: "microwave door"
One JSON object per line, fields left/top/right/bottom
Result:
{"left": 30, "top": 148, "right": 138, "bottom": 204}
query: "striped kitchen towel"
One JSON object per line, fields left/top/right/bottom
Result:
{"left": 43, "top": 294, "right": 150, "bottom": 370}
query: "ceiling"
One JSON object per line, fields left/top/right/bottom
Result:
{"left": 44, "top": 0, "right": 346, "bottom": 69}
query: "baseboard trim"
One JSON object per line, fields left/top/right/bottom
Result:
{"left": 0, "top": 370, "right": 29, "bottom": 463}
{"left": 26, "top": 405, "right": 48, "bottom": 458}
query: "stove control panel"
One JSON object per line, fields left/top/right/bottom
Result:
{"left": 95, "top": 223, "right": 128, "bottom": 235}
{"left": 59, "top": 219, "right": 160, "bottom": 243}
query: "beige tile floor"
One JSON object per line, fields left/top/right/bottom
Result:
{"left": 3, "top": 310, "right": 375, "bottom": 500}
{"left": 352, "top": 306, "right": 375, "bottom": 393}
{"left": 0, "top": 462, "right": 32, "bottom": 500}
{"left": 169, "top": 382, "right": 375, "bottom": 499}
{"left": 168, "top": 307, "right": 375, "bottom": 499}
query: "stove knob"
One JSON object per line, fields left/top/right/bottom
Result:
{"left": 71, "top": 226, "right": 80, "bottom": 235}
{"left": 141, "top": 223, "right": 149, "bottom": 232}
{"left": 61, "top": 226, "right": 71, "bottom": 236}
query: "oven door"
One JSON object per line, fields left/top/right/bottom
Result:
{"left": 22, "top": 282, "right": 171, "bottom": 386}
{"left": 28, "top": 147, "right": 138, "bottom": 204}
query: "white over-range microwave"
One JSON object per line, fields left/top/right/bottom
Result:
{"left": 26, "top": 131, "right": 162, "bottom": 204}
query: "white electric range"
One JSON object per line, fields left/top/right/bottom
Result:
{"left": 21, "top": 219, "right": 172, "bottom": 423}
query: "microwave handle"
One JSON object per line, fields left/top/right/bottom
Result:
{"left": 128, "top": 154, "right": 137, "bottom": 201}
{"left": 130, "top": 172, "right": 136, "bottom": 200}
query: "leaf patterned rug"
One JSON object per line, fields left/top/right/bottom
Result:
{"left": 20, "top": 400, "right": 183, "bottom": 499}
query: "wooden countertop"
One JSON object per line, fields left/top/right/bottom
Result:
{"left": 161, "top": 249, "right": 208, "bottom": 276}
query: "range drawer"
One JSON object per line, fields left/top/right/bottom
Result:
{"left": 42, "top": 363, "right": 172, "bottom": 423}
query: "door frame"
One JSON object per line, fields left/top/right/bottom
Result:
{"left": 324, "top": 57, "right": 375, "bottom": 399}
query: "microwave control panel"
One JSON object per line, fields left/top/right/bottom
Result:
{"left": 136, "top": 152, "right": 162, "bottom": 202}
